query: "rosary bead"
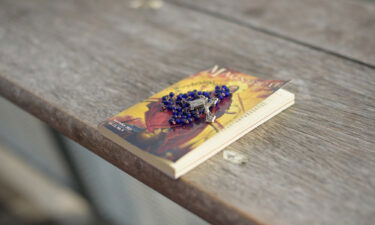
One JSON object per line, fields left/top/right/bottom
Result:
{"left": 162, "top": 86, "right": 231, "bottom": 126}
{"left": 169, "top": 118, "right": 176, "bottom": 125}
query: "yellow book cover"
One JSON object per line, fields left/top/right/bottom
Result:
{"left": 99, "top": 66, "right": 289, "bottom": 163}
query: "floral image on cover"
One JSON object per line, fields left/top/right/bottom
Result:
{"left": 103, "top": 67, "right": 288, "bottom": 162}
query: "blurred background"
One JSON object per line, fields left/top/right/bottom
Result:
{"left": 0, "top": 95, "right": 208, "bottom": 225}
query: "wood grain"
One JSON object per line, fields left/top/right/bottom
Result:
{"left": 0, "top": 0, "right": 374, "bottom": 224}
{"left": 170, "top": 0, "right": 375, "bottom": 66}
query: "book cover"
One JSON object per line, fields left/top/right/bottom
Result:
{"left": 100, "top": 66, "right": 288, "bottom": 162}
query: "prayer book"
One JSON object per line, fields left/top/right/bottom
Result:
{"left": 99, "top": 66, "right": 294, "bottom": 178}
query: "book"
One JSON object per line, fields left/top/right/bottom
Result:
{"left": 98, "top": 66, "right": 294, "bottom": 178}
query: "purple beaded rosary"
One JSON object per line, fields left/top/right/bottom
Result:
{"left": 161, "top": 85, "right": 231, "bottom": 126}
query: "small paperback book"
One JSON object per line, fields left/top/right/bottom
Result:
{"left": 99, "top": 66, "right": 294, "bottom": 178}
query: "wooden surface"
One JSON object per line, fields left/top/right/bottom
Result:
{"left": 171, "top": 0, "right": 375, "bottom": 66}
{"left": 0, "top": 0, "right": 374, "bottom": 224}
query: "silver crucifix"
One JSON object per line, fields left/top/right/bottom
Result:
{"left": 188, "top": 96, "right": 219, "bottom": 123}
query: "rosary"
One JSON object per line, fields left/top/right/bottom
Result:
{"left": 161, "top": 85, "right": 231, "bottom": 126}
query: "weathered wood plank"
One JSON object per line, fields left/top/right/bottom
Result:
{"left": 170, "top": 0, "right": 375, "bottom": 66}
{"left": 0, "top": 0, "right": 374, "bottom": 225}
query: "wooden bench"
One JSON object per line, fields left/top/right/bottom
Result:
{"left": 0, "top": 0, "right": 374, "bottom": 224}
